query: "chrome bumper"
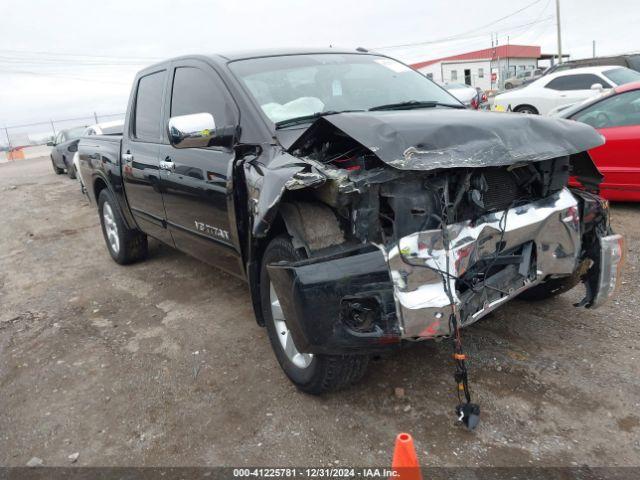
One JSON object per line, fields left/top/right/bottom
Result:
{"left": 383, "top": 188, "right": 583, "bottom": 338}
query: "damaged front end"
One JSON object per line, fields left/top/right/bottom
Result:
{"left": 257, "top": 110, "right": 624, "bottom": 354}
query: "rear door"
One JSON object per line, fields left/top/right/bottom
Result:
{"left": 573, "top": 89, "right": 640, "bottom": 200}
{"left": 121, "top": 68, "right": 174, "bottom": 245}
{"left": 157, "top": 60, "right": 243, "bottom": 276}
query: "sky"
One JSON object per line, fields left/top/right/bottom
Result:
{"left": 1, "top": 0, "right": 639, "bottom": 144}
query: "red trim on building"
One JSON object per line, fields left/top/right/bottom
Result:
{"left": 410, "top": 45, "right": 541, "bottom": 70}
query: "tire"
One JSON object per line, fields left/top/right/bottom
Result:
{"left": 98, "top": 189, "right": 148, "bottom": 265}
{"left": 67, "top": 163, "right": 77, "bottom": 180}
{"left": 514, "top": 104, "right": 539, "bottom": 115}
{"left": 518, "top": 275, "right": 580, "bottom": 301}
{"left": 260, "top": 235, "right": 369, "bottom": 395}
{"left": 505, "top": 82, "right": 513, "bottom": 89}
{"left": 51, "top": 157, "right": 64, "bottom": 175}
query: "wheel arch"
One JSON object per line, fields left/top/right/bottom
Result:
{"left": 93, "top": 174, "right": 137, "bottom": 230}
{"left": 247, "top": 198, "right": 345, "bottom": 327}
{"left": 513, "top": 103, "right": 539, "bottom": 114}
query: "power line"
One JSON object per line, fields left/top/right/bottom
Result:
{"left": 0, "top": 68, "right": 132, "bottom": 85}
{"left": 384, "top": 15, "right": 554, "bottom": 62}
{"left": 0, "top": 48, "right": 160, "bottom": 61}
{"left": 375, "top": 0, "right": 545, "bottom": 49}
{"left": 4, "top": 113, "right": 125, "bottom": 130}
{"left": 507, "top": 0, "right": 553, "bottom": 40}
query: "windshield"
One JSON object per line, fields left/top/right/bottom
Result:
{"left": 228, "top": 54, "right": 460, "bottom": 125}
{"left": 65, "top": 127, "right": 86, "bottom": 140}
{"left": 603, "top": 67, "right": 640, "bottom": 86}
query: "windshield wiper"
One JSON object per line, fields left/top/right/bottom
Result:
{"left": 369, "top": 100, "right": 465, "bottom": 111}
{"left": 275, "top": 110, "right": 364, "bottom": 129}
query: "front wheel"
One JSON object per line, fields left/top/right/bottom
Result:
{"left": 67, "top": 163, "right": 77, "bottom": 180}
{"left": 51, "top": 157, "right": 64, "bottom": 175}
{"left": 98, "top": 189, "right": 148, "bottom": 265}
{"left": 260, "top": 235, "right": 369, "bottom": 394}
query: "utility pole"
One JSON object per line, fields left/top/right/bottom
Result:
{"left": 556, "top": 0, "right": 563, "bottom": 64}
{"left": 4, "top": 127, "right": 11, "bottom": 150}
{"left": 50, "top": 120, "right": 56, "bottom": 136}
{"left": 593, "top": 40, "right": 596, "bottom": 58}
{"left": 94, "top": 112, "right": 99, "bottom": 124}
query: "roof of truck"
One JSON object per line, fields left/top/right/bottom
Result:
{"left": 211, "top": 48, "right": 375, "bottom": 61}
{"left": 140, "top": 48, "right": 381, "bottom": 72}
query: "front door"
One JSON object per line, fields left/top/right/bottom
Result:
{"left": 157, "top": 61, "right": 243, "bottom": 276}
{"left": 122, "top": 68, "right": 174, "bottom": 245}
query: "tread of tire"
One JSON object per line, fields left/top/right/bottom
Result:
{"left": 261, "top": 235, "right": 369, "bottom": 395}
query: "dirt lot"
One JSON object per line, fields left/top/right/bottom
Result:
{"left": 1, "top": 156, "right": 639, "bottom": 467}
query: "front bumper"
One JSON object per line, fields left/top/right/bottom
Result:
{"left": 386, "top": 188, "right": 581, "bottom": 337}
{"left": 268, "top": 189, "right": 622, "bottom": 354}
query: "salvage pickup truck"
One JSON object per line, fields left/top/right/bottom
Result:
{"left": 79, "top": 49, "right": 624, "bottom": 395}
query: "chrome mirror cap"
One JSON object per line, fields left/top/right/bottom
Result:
{"left": 168, "top": 112, "right": 216, "bottom": 148}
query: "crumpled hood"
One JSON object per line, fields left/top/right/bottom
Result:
{"left": 287, "top": 108, "right": 605, "bottom": 171}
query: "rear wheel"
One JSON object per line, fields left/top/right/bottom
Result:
{"left": 98, "top": 189, "right": 148, "bottom": 265}
{"left": 51, "top": 157, "right": 64, "bottom": 175}
{"left": 260, "top": 235, "right": 369, "bottom": 394}
{"left": 514, "top": 104, "right": 539, "bottom": 115}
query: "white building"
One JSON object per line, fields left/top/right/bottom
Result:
{"left": 410, "top": 45, "right": 542, "bottom": 91}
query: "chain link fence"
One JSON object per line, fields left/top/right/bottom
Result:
{"left": 1, "top": 112, "right": 125, "bottom": 150}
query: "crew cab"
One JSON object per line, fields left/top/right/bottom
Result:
{"left": 79, "top": 49, "right": 624, "bottom": 394}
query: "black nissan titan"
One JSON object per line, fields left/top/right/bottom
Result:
{"left": 79, "top": 49, "right": 624, "bottom": 399}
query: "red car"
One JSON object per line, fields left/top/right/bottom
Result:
{"left": 561, "top": 81, "right": 640, "bottom": 201}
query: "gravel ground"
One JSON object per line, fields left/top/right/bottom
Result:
{"left": 1, "top": 156, "right": 639, "bottom": 467}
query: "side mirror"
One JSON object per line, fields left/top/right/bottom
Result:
{"left": 168, "top": 112, "right": 235, "bottom": 149}
{"left": 591, "top": 83, "right": 604, "bottom": 91}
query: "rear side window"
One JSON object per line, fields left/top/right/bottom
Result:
{"left": 170, "top": 67, "right": 235, "bottom": 128}
{"left": 545, "top": 74, "right": 611, "bottom": 90}
{"left": 134, "top": 71, "right": 166, "bottom": 142}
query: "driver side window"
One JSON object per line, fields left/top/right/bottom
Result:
{"left": 573, "top": 90, "right": 640, "bottom": 128}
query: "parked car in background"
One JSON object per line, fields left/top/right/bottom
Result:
{"left": 72, "top": 120, "right": 124, "bottom": 193}
{"left": 441, "top": 83, "right": 480, "bottom": 109}
{"left": 557, "top": 81, "right": 640, "bottom": 201}
{"left": 475, "top": 87, "right": 489, "bottom": 109}
{"left": 545, "top": 53, "right": 640, "bottom": 76}
{"left": 49, "top": 126, "right": 86, "bottom": 178}
{"left": 493, "top": 66, "right": 640, "bottom": 115}
{"left": 504, "top": 68, "right": 544, "bottom": 89}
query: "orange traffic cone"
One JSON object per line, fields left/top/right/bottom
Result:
{"left": 392, "top": 433, "right": 423, "bottom": 480}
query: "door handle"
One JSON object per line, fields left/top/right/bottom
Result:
{"left": 122, "top": 153, "right": 134, "bottom": 162}
{"left": 159, "top": 158, "right": 175, "bottom": 171}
